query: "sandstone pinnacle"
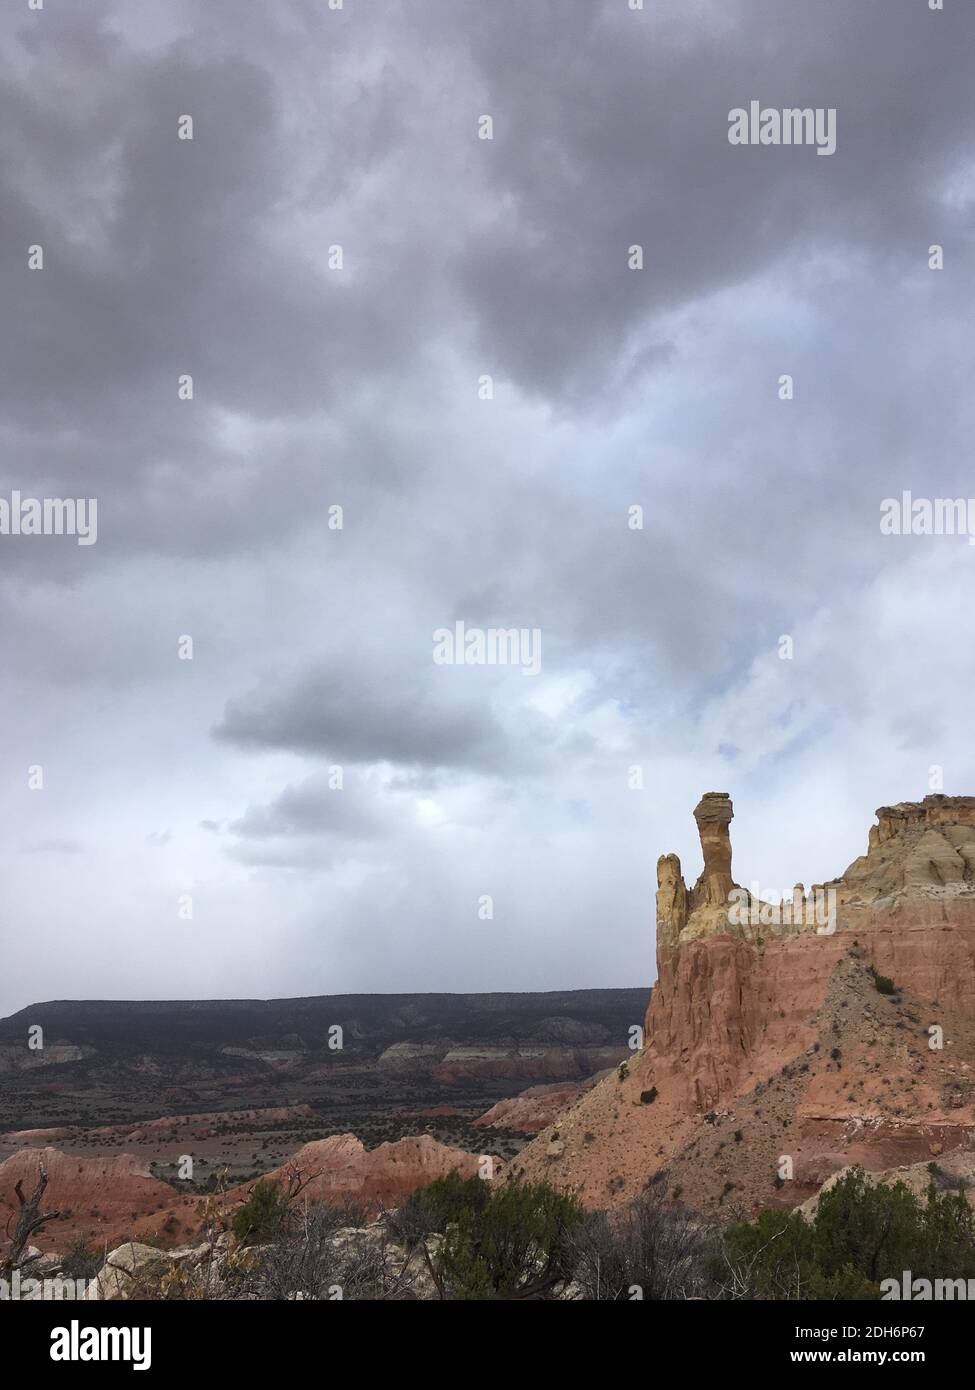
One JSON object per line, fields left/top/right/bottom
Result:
{"left": 692, "top": 792, "right": 734, "bottom": 907}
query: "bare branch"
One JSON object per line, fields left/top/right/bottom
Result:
{"left": 2, "top": 1163, "right": 63, "bottom": 1272}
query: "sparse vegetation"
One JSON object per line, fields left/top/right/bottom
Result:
{"left": 719, "top": 1167, "right": 975, "bottom": 1300}
{"left": 230, "top": 1178, "right": 288, "bottom": 1245}
{"left": 386, "top": 1170, "right": 491, "bottom": 1249}
{"left": 572, "top": 1184, "right": 716, "bottom": 1300}
{"left": 438, "top": 1181, "right": 584, "bottom": 1299}
{"left": 388, "top": 1175, "right": 584, "bottom": 1300}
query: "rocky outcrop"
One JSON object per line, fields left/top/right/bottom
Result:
{"left": 377, "top": 1040, "right": 627, "bottom": 1083}
{"left": 833, "top": 795, "right": 975, "bottom": 929}
{"left": 514, "top": 794, "right": 975, "bottom": 1214}
{"left": 431, "top": 1045, "right": 623, "bottom": 1083}
{"left": 692, "top": 792, "right": 735, "bottom": 905}
{"left": 83, "top": 1220, "right": 443, "bottom": 1301}
{"left": 655, "top": 791, "right": 775, "bottom": 951}
{"left": 86, "top": 1241, "right": 189, "bottom": 1300}
{"left": 475, "top": 1077, "right": 604, "bottom": 1133}
{"left": 657, "top": 792, "right": 975, "bottom": 958}
{"left": 654, "top": 854, "right": 688, "bottom": 956}
{"left": 0, "top": 1044, "right": 93, "bottom": 1075}
{"left": 227, "top": 1133, "right": 497, "bottom": 1214}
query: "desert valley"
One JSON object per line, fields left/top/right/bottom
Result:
{"left": 0, "top": 987, "right": 639, "bottom": 1248}
{"left": 3, "top": 792, "right": 975, "bottom": 1302}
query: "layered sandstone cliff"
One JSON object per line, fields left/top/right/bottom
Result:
{"left": 657, "top": 792, "right": 975, "bottom": 954}
{"left": 514, "top": 794, "right": 975, "bottom": 1213}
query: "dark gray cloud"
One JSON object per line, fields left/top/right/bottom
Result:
{"left": 441, "top": 0, "right": 975, "bottom": 404}
{"left": 214, "top": 665, "right": 516, "bottom": 770}
{"left": 2, "top": 0, "right": 974, "bottom": 1016}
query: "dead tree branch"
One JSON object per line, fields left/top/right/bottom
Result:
{"left": 3, "top": 1163, "right": 62, "bottom": 1271}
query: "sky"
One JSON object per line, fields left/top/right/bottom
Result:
{"left": 1, "top": 0, "right": 973, "bottom": 1017}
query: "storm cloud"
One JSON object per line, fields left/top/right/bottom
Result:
{"left": 2, "top": 0, "right": 973, "bottom": 1016}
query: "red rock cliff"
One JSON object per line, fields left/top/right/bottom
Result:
{"left": 515, "top": 794, "right": 975, "bottom": 1211}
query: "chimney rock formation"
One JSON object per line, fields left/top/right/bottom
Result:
{"left": 514, "top": 793, "right": 975, "bottom": 1214}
